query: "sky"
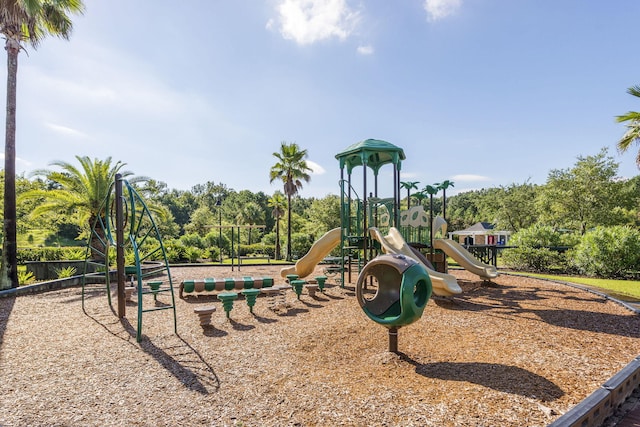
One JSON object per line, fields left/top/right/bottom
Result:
{"left": 2, "top": 0, "right": 640, "bottom": 199}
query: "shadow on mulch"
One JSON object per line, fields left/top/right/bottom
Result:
{"left": 0, "top": 295, "right": 16, "bottom": 348}
{"left": 202, "top": 325, "right": 228, "bottom": 337}
{"left": 446, "top": 280, "right": 640, "bottom": 338}
{"left": 253, "top": 314, "right": 278, "bottom": 324}
{"left": 229, "top": 319, "right": 255, "bottom": 331}
{"left": 82, "top": 307, "right": 221, "bottom": 395}
{"left": 400, "top": 353, "right": 565, "bottom": 401}
{"left": 280, "top": 307, "right": 310, "bottom": 317}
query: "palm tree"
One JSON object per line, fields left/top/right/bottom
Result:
{"left": 423, "top": 184, "right": 440, "bottom": 257}
{"left": 1, "top": 0, "right": 85, "bottom": 289}
{"left": 235, "top": 201, "right": 263, "bottom": 245}
{"left": 616, "top": 85, "right": 640, "bottom": 168}
{"left": 400, "top": 181, "right": 419, "bottom": 210}
{"left": 437, "top": 180, "right": 455, "bottom": 221}
{"left": 21, "top": 156, "right": 145, "bottom": 260}
{"left": 267, "top": 192, "right": 286, "bottom": 260}
{"left": 269, "top": 142, "right": 312, "bottom": 261}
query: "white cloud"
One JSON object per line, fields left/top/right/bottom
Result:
{"left": 357, "top": 45, "right": 374, "bottom": 55}
{"left": 0, "top": 153, "right": 32, "bottom": 167}
{"left": 423, "top": 0, "right": 462, "bottom": 22}
{"left": 307, "top": 160, "right": 326, "bottom": 175}
{"left": 45, "top": 122, "right": 88, "bottom": 139}
{"left": 270, "top": 0, "right": 360, "bottom": 45}
{"left": 451, "top": 174, "right": 491, "bottom": 182}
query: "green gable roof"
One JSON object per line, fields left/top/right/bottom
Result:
{"left": 335, "top": 139, "right": 406, "bottom": 174}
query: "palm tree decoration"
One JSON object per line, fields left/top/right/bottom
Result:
{"left": 400, "top": 181, "right": 419, "bottom": 210}
{"left": 267, "top": 192, "right": 286, "bottom": 260}
{"left": 1, "top": 0, "right": 85, "bottom": 289}
{"left": 616, "top": 85, "right": 640, "bottom": 169}
{"left": 437, "top": 180, "right": 455, "bottom": 221}
{"left": 21, "top": 156, "right": 146, "bottom": 260}
{"left": 423, "top": 184, "right": 440, "bottom": 256}
{"left": 269, "top": 142, "right": 312, "bottom": 261}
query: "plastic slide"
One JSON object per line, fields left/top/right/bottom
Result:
{"left": 433, "top": 239, "right": 498, "bottom": 281}
{"left": 369, "top": 227, "right": 462, "bottom": 297}
{"left": 280, "top": 228, "right": 342, "bottom": 279}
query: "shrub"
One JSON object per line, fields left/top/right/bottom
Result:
{"left": 18, "top": 270, "right": 36, "bottom": 286}
{"left": 203, "top": 247, "right": 220, "bottom": 261}
{"left": 570, "top": 226, "right": 640, "bottom": 278}
{"left": 510, "top": 224, "right": 563, "bottom": 248}
{"left": 180, "top": 233, "right": 206, "bottom": 249}
{"left": 501, "top": 246, "right": 565, "bottom": 272}
{"left": 185, "top": 246, "right": 203, "bottom": 263}
{"left": 55, "top": 266, "right": 78, "bottom": 279}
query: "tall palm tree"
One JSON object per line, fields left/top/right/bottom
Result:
{"left": 269, "top": 142, "right": 312, "bottom": 261}
{"left": 400, "top": 181, "right": 419, "bottom": 210}
{"left": 616, "top": 85, "right": 640, "bottom": 169}
{"left": 423, "top": 184, "right": 440, "bottom": 257}
{"left": 21, "top": 156, "right": 145, "bottom": 260}
{"left": 1, "top": 0, "right": 85, "bottom": 289}
{"left": 267, "top": 192, "right": 286, "bottom": 260}
{"left": 235, "top": 201, "right": 263, "bottom": 245}
{"left": 437, "top": 180, "right": 455, "bottom": 221}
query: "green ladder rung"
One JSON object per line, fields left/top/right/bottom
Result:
{"left": 141, "top": 305, "right": 175, "bottom": 313}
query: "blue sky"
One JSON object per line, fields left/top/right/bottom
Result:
{"left": 3, "top": 0, "right": 640, "bottom": 198}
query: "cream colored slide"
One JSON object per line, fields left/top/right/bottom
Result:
{"left": 369, "top": 227, "right": 462, "bottom": 297}
{"left": 433, "top": 238, "right": 498, "bottom": 281}
{"left": 280, "top": 228, "right": 342, "bottom": 279}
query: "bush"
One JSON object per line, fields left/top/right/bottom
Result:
{"left": 501, "top": 246, "right": 566, "bottom": 272}
{"left": 55, "top": 266, "right": 78, "bottom": 279}
{"left": 510, "top": 224, "right": 563, "bottom": 248}
{"left": 184, "top": 246, "right": 203, "bottom": 263}
{"left": 18, "top": 270, "right": 36, "bottom": 286}
{"left": 203, "top": 247, "right": 220, "bottom": 261}
{"left": 570, "top": 226, "right": 640, "bottom": 278}
{"left": 179, "top": 233, "right": 206, "bottom": 249}
{"left": 17, "top": 247, "right": 86, "bottom": 263}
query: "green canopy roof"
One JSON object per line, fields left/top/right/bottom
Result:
{"left": 335, "top": 139, "right": 406, "bottom": 174}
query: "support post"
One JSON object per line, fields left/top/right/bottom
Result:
{"left": 388, "top": 326, "right": 398, "bottom": 353}
{"left": 115, "top": 174, "right": 126, "bottom": 318}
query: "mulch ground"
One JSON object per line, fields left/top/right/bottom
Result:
{"left": 0, "top": 265, "right": 639, "bottom": 427}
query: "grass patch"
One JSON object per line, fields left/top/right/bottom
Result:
{"left": 507, "top": 271, "right": 640, "bottom": 299}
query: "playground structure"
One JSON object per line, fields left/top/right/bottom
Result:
{"left": 81, "top": 174, "right": 177, "bottom": 342}
{"left": 280, "top": 138, "right": 498, "bottom": 296}
{"left": 356, "top": 253, "right": 432, "bottom": 352}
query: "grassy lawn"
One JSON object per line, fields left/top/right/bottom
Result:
{"left": 505, "top": 271, "right": 640, "bottom": 300}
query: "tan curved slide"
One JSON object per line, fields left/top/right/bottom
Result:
{"left": 433, "top": 238, "right": 498, "bottom": 281}
{"left": 280, "top": 228, "right": 341, "bottom": 279}
{"left": 369, "top": 227, "right": 462, "bottom": 297}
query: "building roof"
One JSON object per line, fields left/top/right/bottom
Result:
{"left": 451, "top": 222, "right": 510, "bottom": 236}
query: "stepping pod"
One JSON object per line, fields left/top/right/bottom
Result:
{"left": 217, "top": 292, "right": 238, "bottom": 319}
{"left": 291, "top": 280, "right": 305, "bottom": 299}
{"left": 315, "top": 276, "right": 327, "bottom": 292}
{"left": 241, "top": 289, "right": 261, "bottom": 313}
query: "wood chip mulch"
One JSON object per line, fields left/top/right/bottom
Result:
{"left": 1, "top": 265, "right": 639, "bottom": 427}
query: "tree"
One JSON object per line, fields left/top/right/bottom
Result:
{"left": 1, "top": 0, "right": 85, "bottom": 289}
{"left": 400, "top": 181, "right": 419, "bottom": 210}
{"left": 616, "top": 85, "right": 640, "bottom": 168}
{"left": 269, "top": 142, "right": 312, "bottom": 261}
{"left": 267, "top": 192, "right": 286, "bottom": 260}
{"left": 21, "top": 156, "right": 145, "bottom": 259}
{"left": 437, "top": 180, "right": 454, "bottom": 220}
{"left": 236, "top": 201, "right": 263, "bottom": 245}
{"left": 537, "top": 148, "right": 621, "bottom": 234}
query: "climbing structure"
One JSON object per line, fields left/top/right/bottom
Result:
{"left": 81, "top": 174, "right": 177, "bottom": 342}
{"left": 335, "top": 139, "right": 406, "bottom": 285}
